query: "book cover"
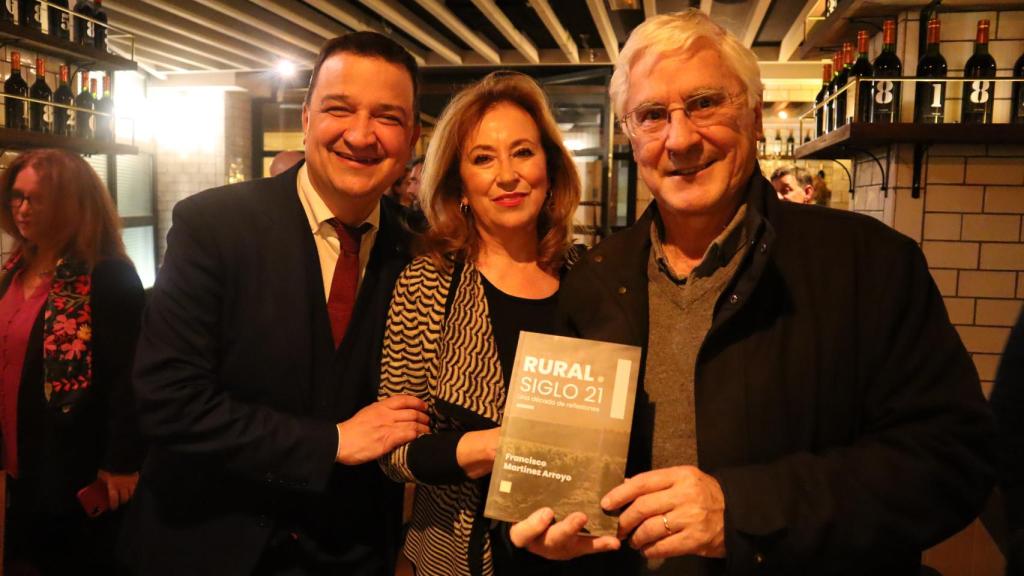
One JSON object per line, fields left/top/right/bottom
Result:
{"left": 484, "top": 331, "right": 641, "bottom": 536}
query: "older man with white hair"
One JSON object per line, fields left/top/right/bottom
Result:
{"left": 511, "top": 10, "right": 993, "bottom": 574}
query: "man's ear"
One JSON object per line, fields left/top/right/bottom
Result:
{"left": 410, "top": 121, "right": 422, "bottom": 151}
{"left": 301, "top": 102, "right": 309, "bottom": 144}
{"left": 804, "top": 184, "right": 816, "bottom": 203}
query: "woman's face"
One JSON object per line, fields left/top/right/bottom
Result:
{"left": 459, "top": 102, "right": 550, "bottom": 246}
{"left": 10, "top": 166, "right": 51, "bottom": 245}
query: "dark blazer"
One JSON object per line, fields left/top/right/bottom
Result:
{"left": 1, "top": 258, "right": 145, "bottom": 568}
{"left": 120, "top": 163, "right": 411, "bottom": 576}
{"left": 559, "top": 174, "right": 995, "bottom": 575}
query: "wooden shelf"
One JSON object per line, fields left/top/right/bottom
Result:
{"left": 0, "top": 20, "right": 136, "bottom": 72}
{"left": 794, "top": 122, "right": 1024, "bottom": 160}
{"left": 795, "top": 0, "right": 1024, "bottom": 60}
{"left": 0, "top": 127, "right": 137, "bottom": 155}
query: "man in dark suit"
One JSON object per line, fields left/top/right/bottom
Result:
{"left": 120, "top": 32, "right": 429, "bottom": 576}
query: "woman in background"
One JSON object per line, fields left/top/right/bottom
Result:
{"left": 0, "top": 149, "right": 146, "bottom": 574}
{"left": 379, "top": 72, "right": 581, "bottom": 576}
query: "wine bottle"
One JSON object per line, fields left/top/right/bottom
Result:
{"left": 47, "top": 0, "right": 70, "bottom": 41}
{"left": 851, "top": 30, "right": 874, "bottom": 122}
{"left": 803, "top": 130, "right": 811, "bottom": 144}
{"left": 53, "top": 64, "right": 73, "bottom": 136}
{"left": 871, "top": 19, "right": 903, "bottom": 123}
{"left": 75, "top": 69, "right": 93, "bottom": 138}
{"left": 4, "top": 51, "right": 28, "bottom": 130}
{"left": 93, "top": 0, "right": 106, "bottom": 50}
{"left": 18, "top": 0, "right": 41, "bottom": 30}
{"left": 73, "top": 0, "right": 94, "bottom": 45}
{"left": 914, "top": 17, "right": 947, "bottom": 124}
{"left": 815, "top": 62, "right": 832, "bottom": 138}
{"left": 772, "top": 131, "right": 783, "bottom": 157}
{"left": 825, "top": 52, "right": 841, "bottom": 133}
{"left": 756, "top": 138, "right": 765, "bottom": 158}
{"left": 1011, "top": 53, "right": 1024, "bottom": 124}
{"left": 29, "top": 57, "right": 51, "bottom": 133}
{"left": 785, "top": 130, "right": 795, "bottom": 157}
{"left": 833, "top": 42, "right": 853, "bottom": 129}
{"left": 961, "top": 19, "right": 997, "bottom": 124}
{"left": 95, "top": 74, "right": 112, "bottom": 141}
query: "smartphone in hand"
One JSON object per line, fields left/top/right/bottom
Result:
{"left": 77, "top": 478, "right": 109, "bottom": 517}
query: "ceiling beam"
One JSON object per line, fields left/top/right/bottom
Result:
{"left": 528, "top": 0, "right": 578, "bottom": 64}
{"left": 302, "top": 0, "right": 428, "bottom": 66}
{"left": 189, "top": 0, "right": 321, "bottom": 54}
{"left": 585, "top": 0, "right": 619, "bottom": 62}
{"left": 410, "top": 0, "right": 500, "bottom": 64}
{"left": 136, "top": 0, "right": 313, "bottom": 66}
{"left": 103, "top": 7, "right": 263, "bottom": 69}
{"left": 249, "top": 0, "right": 348, "bottom": 40}
{"left": 779, "top": 0, "right": 823, "bottom": 62}
{"left": 741, "top": 0, "right": 772, "bottom": 47}
{"left": 356, "top": 0, "right": 463, "bottom": 64}
{"left": 112, "top": 38, "right": 220, "bottom": 70}
{"left": 468, "top": 0, "right": 538, "bottom": 64}
{"left": 110, "top": 46, "right": 188, "bottom": 73}
{"left": 105, "top": 0, "right": 278, "bottom": 67}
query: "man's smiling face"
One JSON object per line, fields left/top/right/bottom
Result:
{"left": 302, "top": 52, "right": 418, "bottom": 208}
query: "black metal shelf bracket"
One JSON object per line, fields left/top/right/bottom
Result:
{"left": 849, "top": 145, "right": 890, "bottom": 197}
{"left": 828, "top": 156, "right": 855, "bottom": 199}
{"left": 912, "top": 143, "right": 930, "bottom": 199}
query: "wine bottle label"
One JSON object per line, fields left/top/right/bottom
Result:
{"left": 916, "top": 82, "right": 945, "bottom": 123}
{"left": 968, "top": 80, "right": 992, "bottom": 104}
{"left": 60, "top": 12, "right": 69, "bottom": 30}
{"left": 871, "top": 80, "right": 901, "bottom": 122}
{"left": 5, "top": 0, "right": 14, "bottom": 13}
{"left": 43, "top": 105, "right": 51, "bottom": 125}
{"left": 33, "top": 3, "right": 40, "bottom": 22}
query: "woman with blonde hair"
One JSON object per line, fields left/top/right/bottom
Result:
{"left": 378, "top": 71, "right": 580, "bottom": 575}
{"left": 0, "top": 149, "right": 146, "bottom": 573}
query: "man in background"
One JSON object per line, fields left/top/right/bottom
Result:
{"left": 770, "top": 165, "right": 816, "bottom": 204}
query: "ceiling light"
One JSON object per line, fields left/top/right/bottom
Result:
{"left": 275, "top": 60, "right": 296, "bottom": 79}
{"left": 778, "top": 110, "right": 789, "bottom": 120}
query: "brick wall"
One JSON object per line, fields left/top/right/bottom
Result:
{"left": 849, "top": 9, "right": 1024, "bottom": 574}
{"left": 151, "top": 88, "right": 253, "bottom": 264}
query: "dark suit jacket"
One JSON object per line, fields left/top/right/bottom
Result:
{"left": 559, "top": 174, "right": 994, "bottom": 575}
{"left": 121, "top": 163, "right": 410, "bottom": 576}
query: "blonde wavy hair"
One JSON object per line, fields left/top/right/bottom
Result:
{"left": 418, "top": 71, "right": 580, "bottom": 274}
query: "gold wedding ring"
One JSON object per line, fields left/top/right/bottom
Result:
{"left": 662, "top": 514, "right": 674, "bottom": 535}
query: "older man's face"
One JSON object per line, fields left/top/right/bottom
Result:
{"left": 625, "top": 46, "right": 762, "bottom": 221}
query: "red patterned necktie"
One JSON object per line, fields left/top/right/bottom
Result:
{"left": 326, "top": 219, "right": 368, "bottom": 348}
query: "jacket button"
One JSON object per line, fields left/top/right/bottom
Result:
{"left": 594, "top": 255, "right": 604, "bottom": 263}
{"left": 759, "top": 242, "right": 767, "bottom": 253}
{"left": 754, "top": 552, "right": 765, "bottom": 564}
{"left": 728, "top": 294, "right": 739, "bottom": 304}
{"left": 617, "top": 286, "right": 628, "bottom": 295}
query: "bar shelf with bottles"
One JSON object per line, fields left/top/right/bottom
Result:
{"left": 795, "top": 17, "right": 1024, "bottom": 161}
{"left": 1, "top": 0, "right": 134, "bottom": 72}
{"left": 2, "top": 1, "right": 136, "bottom": 154}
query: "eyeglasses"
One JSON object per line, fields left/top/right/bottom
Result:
{"left": 9, "top": 193, "right": 43, "bottom": 209}
{"left": 620, "top": 90, "right": 746, "bottom": 139}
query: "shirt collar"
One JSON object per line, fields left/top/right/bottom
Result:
{"left": 297, "top": 163, "right": 380, "bottom": 236}
{"left": 650, "top": 198, "right": 751, "bottom": 283}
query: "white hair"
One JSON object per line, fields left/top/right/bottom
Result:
{"left": 609, "top": 9, "right": 764, "bottom": 117}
